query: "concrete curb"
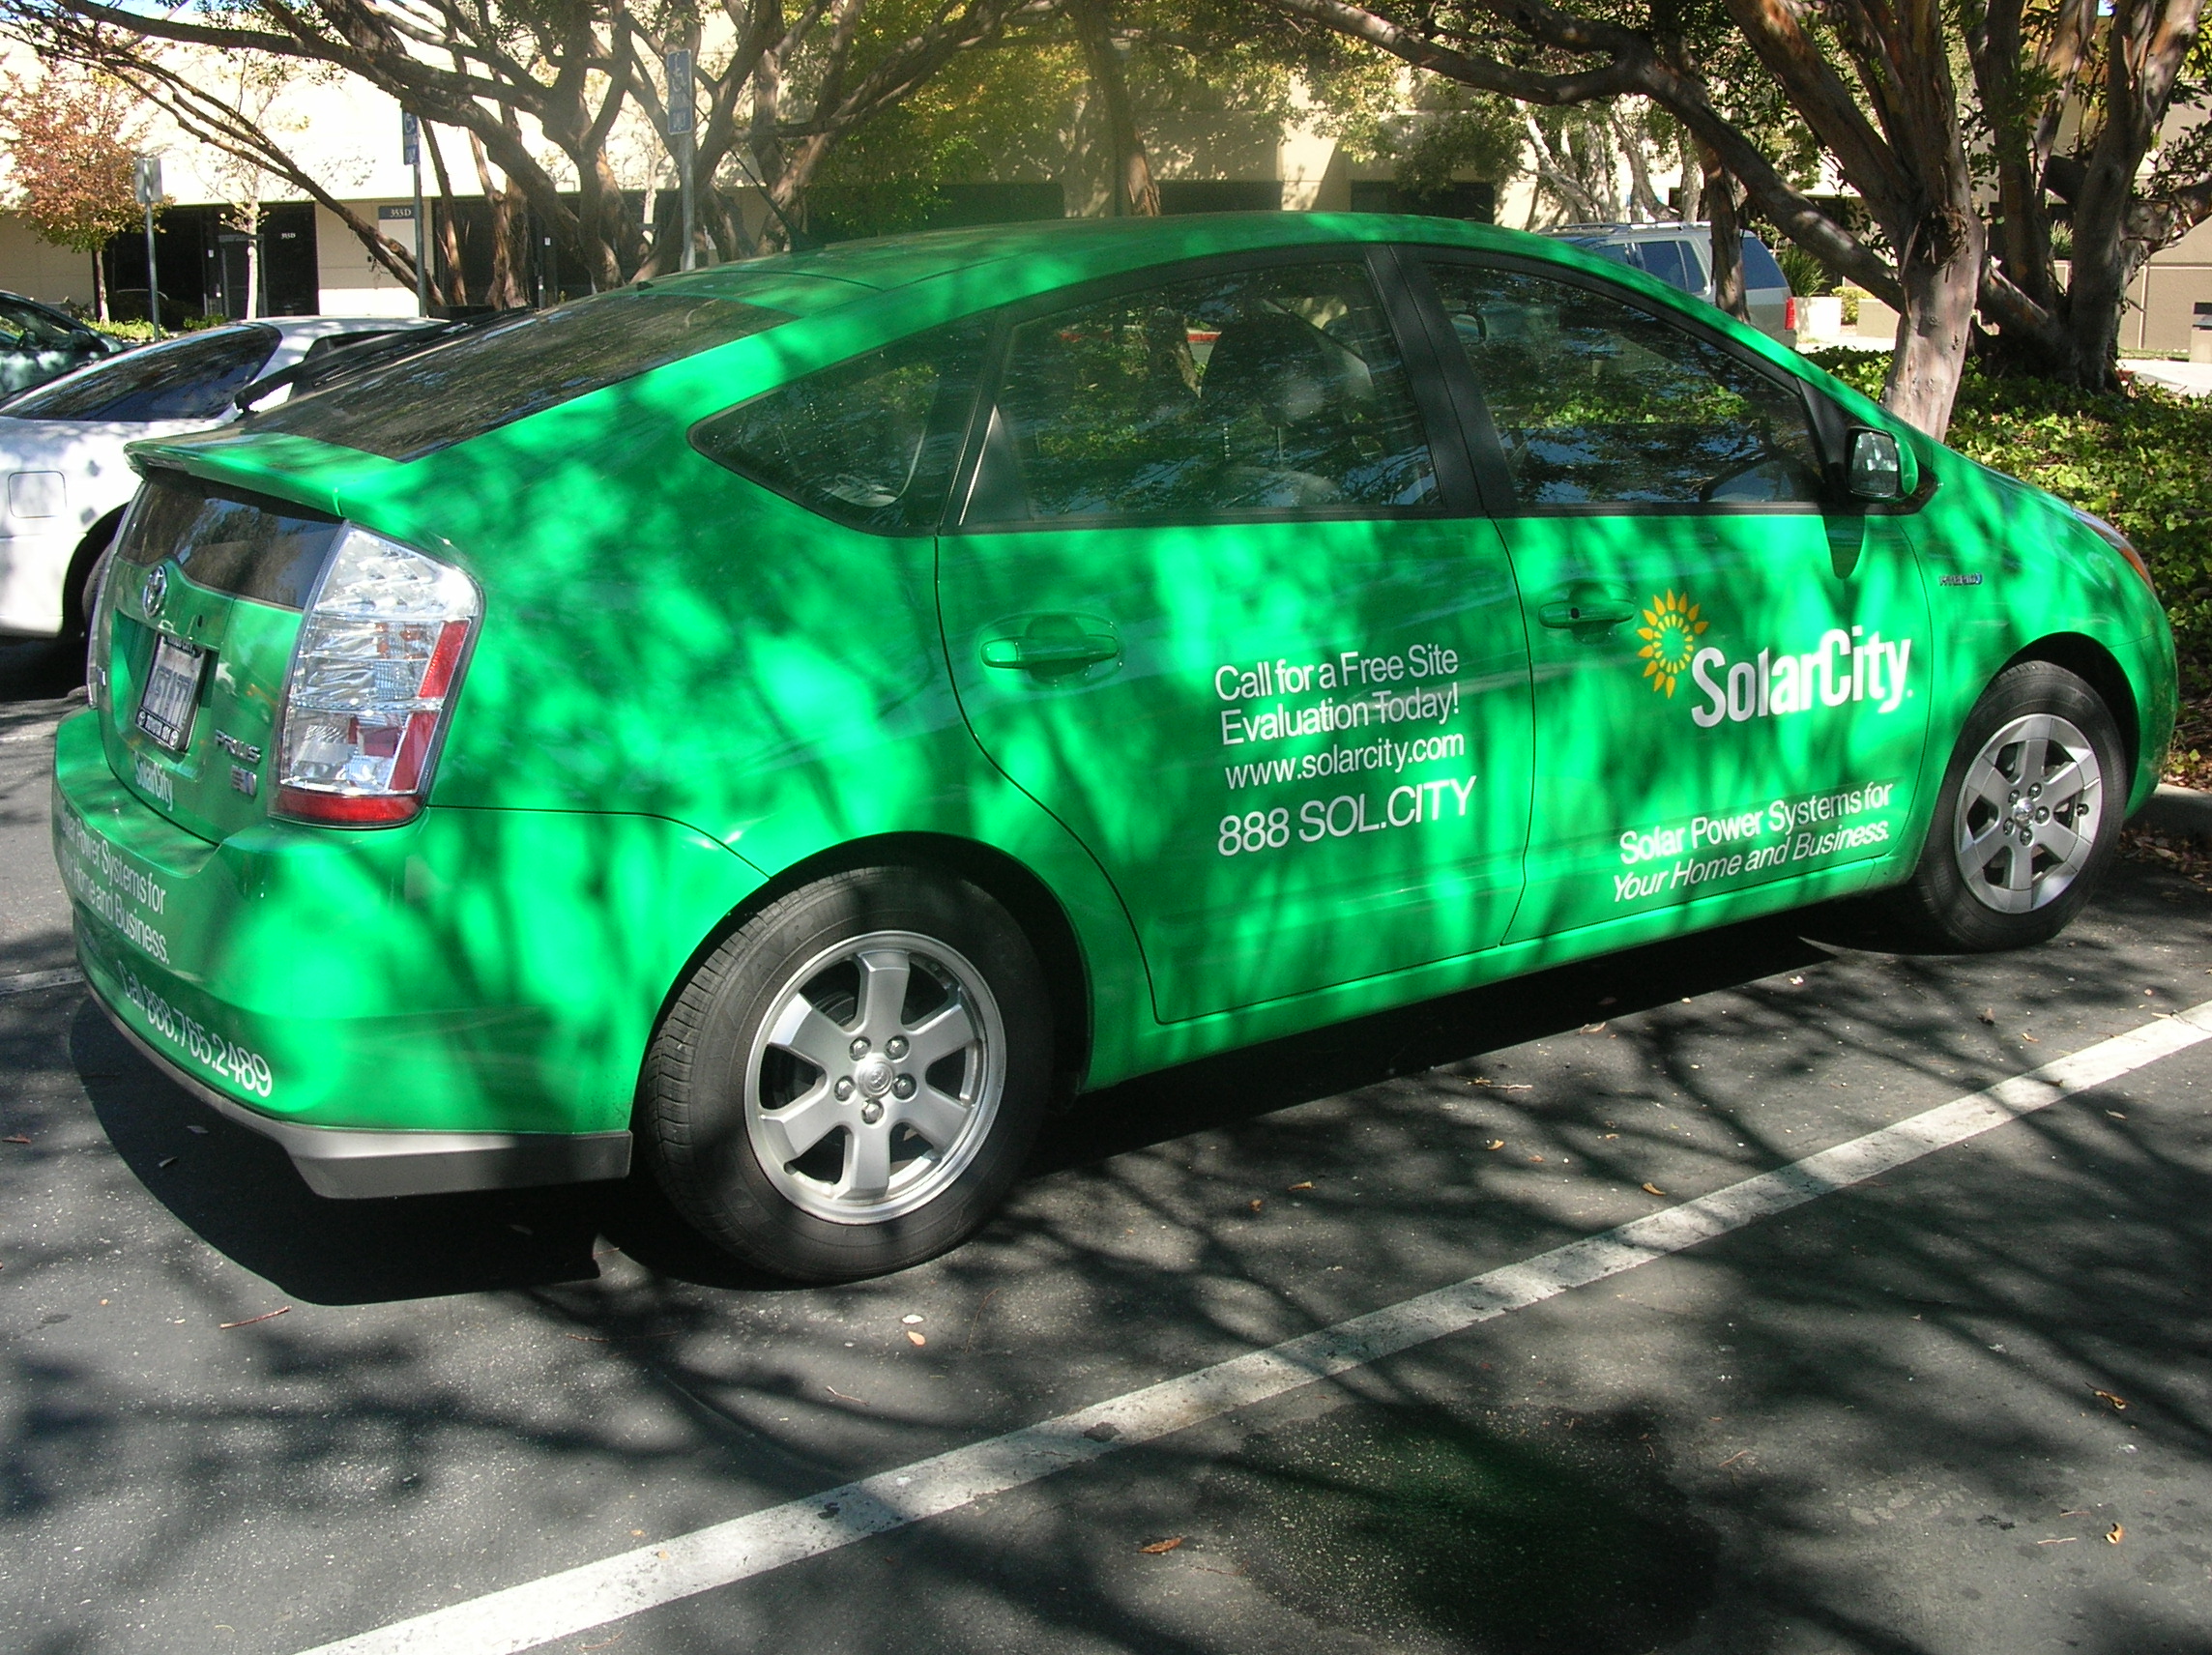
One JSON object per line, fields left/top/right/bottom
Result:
{"left": 2134, "top": 784, "right": 2212, "bottom": 838}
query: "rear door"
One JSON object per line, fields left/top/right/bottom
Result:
{"left": 938, "top": 249, "right": 1534, "bottom": 1022}
{"left": 1410, "top": 253, "right": 1931, "bottom": 943}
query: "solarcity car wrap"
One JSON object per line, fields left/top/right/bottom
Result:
{"left": 51, "top": 213, "right": 2175, "bottom": 1277}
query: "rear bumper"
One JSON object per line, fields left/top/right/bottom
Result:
{"left": 89, "top": 977, "right": 631, "bottom": 1198}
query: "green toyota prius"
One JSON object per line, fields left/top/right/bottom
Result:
{"left": 52, "top": 214, "right": 2175, "bottom": 1281}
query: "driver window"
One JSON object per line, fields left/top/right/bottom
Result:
{"left": 1426, "top": 263, "right": 1823, "bottom": 508}
{"left": 966, "top": 260, "right": 1436, "bottom": 523}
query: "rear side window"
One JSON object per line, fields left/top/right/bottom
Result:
{"left": 4, "top": 327, "right": 277, "bottom": 421}
{"left": 116, "top": 473, "right": 341, "bottom": 610}
{"left": 691, "top": 319, "right": 991, "bottom": 533}
{"left": 253, "top": 291, "right": 788, "bottom": 461}
{"left": 1632, "top": 241, "right": 1697, "bottom": 293}
{"left": 1428, "top": 263, "right": 1823, "bottom": 508}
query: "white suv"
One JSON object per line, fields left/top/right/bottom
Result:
{"left": 1547, "top": 223, "right": 1799, "bottom": 347}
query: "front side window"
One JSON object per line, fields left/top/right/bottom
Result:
{"left": 967, "top": 260, "right": 1437, "bottom": 523}
{"left": 1428, "top": 263, "right": 1823, "bottom": 508}
{"left": 3, "top": 327, "right": 278, "bottom": 421}
{"left": 692, "top": 319, "right": 991, "bottom": 533}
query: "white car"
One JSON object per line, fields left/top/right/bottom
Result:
{"left": 0, "top": 317, "right": 434, "bottom": 641}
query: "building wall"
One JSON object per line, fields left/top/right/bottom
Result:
{"left": 315, "top": 204, "right": 425, "bottom": 318}
{"left": 0, "top": 216, "right": 100, "bottom": 309}
{"left": 2133, "top": 218, "right": 2212, "bottom": 355}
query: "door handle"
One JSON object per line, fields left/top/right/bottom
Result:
{"left": 1537, "top": 591, "right": 1639, "bottom": 628}
{"left": 981, "top": 622, "right": 1121, "bottom": 671}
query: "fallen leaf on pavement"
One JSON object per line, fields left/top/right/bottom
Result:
{"left": 2035, "top": 1536, "right": 2078, "bottom": 1546}
{"left": 1978, "top": 1010, "right": 1995, "bottom": 1025}
{"left": 1139, "top": 1537, "right": 1185, "bottom": 1554}
{"left": 1527, "top": 1154, "right": 1545, "bottom": 1163}
{"left": 1247, "top": 1198, "right": 1264, "bottom": 1213}
{"left": 2107, "top": 1111, "right": 2128, "bottom": 1119}
{"left": 1287, "top": 1180, "right": 1313, "bottom": 1192}
{"left": 3, "top": 1135, "right": 28, "bottom": 1145}
{"left": 901, "top": 1314, "right": 923, "bottom": 1324}
{"left": 906, "top": 1329, "right": 927, "bottom": 1347}
{"left": 1484, "top": 1140, "right": 1504, "bottom": 1150}
{"left": 2107, "top": 1524, "right": 2125, "bottom": 1545}
{"left": 1643, "top": 1183, "right": 1668, "bottom": 1197}
{"left": 2021, "top": 1032, "right": 2040, "bottom": 1043}
{"left": 2093, "top": 1389, "right": 2128, "bottom": 1410}
{"left": 187, "top": 1124, "right": 208, "bottom": 1135}
{"left": 218, "top": 1307, "right": 291, "bottom": 1330}
{"left": 157, "top": 1156, "right": 177, "bottom": 1169}
{"left": 1578, "top": 1022, "right": 1607, "bottom": 1034}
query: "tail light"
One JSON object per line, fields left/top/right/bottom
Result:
{"left": 85, "top": 543, "right": 121, "bottom": 711}
{"left": 1785, "top": 296, "right": 1798, "bottom": 333}
{"left": 273, "top": 526, "right": 480, "bottom": 827}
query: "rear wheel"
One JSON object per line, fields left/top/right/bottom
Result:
{"left": 1885, "top": 660, "right": 2125, "bottom": 950}
{"left": 641, "top": 867, "right": 1052, "bottom": 1282}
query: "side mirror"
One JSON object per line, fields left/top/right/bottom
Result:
{"left": 1848, "top": 427, "right": 1907, "bottom": 502}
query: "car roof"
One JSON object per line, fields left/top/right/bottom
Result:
{"left": 0, "top": 290, "right": 89, "bottom": 327}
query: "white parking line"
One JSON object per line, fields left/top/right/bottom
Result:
{"left": 0, "top": 967, "right": 83, "bottom": 998}
{"left": 298, "top": 1000, "right": 2212, "bottom": 1655}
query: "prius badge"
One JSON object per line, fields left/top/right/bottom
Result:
{"left": 142, "top": 566, "right": 168, "bottom": 618}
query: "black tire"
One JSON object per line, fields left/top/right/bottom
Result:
{"left": 640, "top": 866, "right": 1053, "bottom": 1283}
{"left": 49, "top": 522, "right": 120, "bottom": 683}
{"left": 1883, "top": 660, "right": 2126, "bottom": 951}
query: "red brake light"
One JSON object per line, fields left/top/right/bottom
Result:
{"left": 1785, "top": 296, "right": 1798, "bottom": 333}
{"left": 273, "top": 527, "right": 480, "bottom": 828}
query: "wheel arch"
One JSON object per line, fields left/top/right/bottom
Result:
{"left": 57, "top": 505, "right": 128, "bottom": 637}
{"left": 646, "top": 832, "right": 1094, "bottom": 1108}
{"left": 2001, "top": 633, "right": 2139, "bottom": 783}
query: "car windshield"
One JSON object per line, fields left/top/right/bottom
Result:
{"left": 249, "top": 289, "right": 790, "bottom": 460}
{"left": 0, "top": 299, "right": 86, "bottom": 352}
{"left": 3, "top": 327, "right": 278, "bottom": 421}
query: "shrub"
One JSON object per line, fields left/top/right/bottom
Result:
{"left": 1810, "top": 350, "right": 2212, "bottom": 779}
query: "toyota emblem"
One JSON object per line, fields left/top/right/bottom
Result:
{"left": 142, "top": 566, "right": 167, "bottom": 617}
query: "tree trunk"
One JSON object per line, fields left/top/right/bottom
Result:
{"left": 1701, "top": 144, "right": 1748, "bottom": 319}
{"left": 470, "top": 124, "right": 534, "bottom": 310}
{"left": 1883, "top": 202, "right": 1985, "bottom": 435}
{"left": 1073, "top": 0, "right": 1158, "bottom": 216}
{"left": 428, "top": 131, "right": 469, "bottom": 308}
{"left": 92, "top": 250, "right": 109, "bottom": 324}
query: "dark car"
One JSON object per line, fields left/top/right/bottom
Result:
{"left": 0, "top": 292, "right": 118, "bottom": 401}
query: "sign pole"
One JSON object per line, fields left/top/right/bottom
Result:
{"left": 665, "top": 48, "right": 696, "bottom": 271}
{"left": 133, "top": 156, "right": 163, "bottom": 338}
{"left": 403, "top": 111, "right": 429, "bottom": 316}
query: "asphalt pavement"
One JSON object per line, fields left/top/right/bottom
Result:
{"left": 2, "top": 634, "right": 2208, "bottom": 1655}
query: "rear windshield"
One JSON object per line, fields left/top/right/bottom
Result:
{"left": 1739, "top": 234, "right": 1790, "bottom": 291}
{"left": 117, "top": 471, "right": 341, "bottom": 611}
{"left": 249, "top": 289, "right": 789, "bottom": 460}
{"left": 4, "top": 327, "right": 278, "bottom": 421}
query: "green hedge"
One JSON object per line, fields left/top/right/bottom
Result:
{"left": 1808, "top": 351, "right": 2212, "bottom": 698}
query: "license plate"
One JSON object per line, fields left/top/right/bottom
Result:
{"left": 135, "top": 633, "right": 206, "bottom": 753}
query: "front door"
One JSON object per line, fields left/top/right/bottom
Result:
{"left": 940, "top": 253, "right": 1534, "bottom": 1022}
{"left": 1413, "top": 256, "right": 1932, "bottom": 941}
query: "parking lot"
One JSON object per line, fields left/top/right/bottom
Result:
{"left": 3, "top": 638, "right": 2208, "bottom": 1655}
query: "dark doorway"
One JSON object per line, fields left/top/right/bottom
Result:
{"left": 1349, "top": 180, "right": 1498, "bottom": 222}
{"left": 1158, "top": 180, "right": 1284, "bottom": 215}
{"left": 102, "top": 204, "right": 319, "bottom": 324}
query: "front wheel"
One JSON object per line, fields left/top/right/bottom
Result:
{"left": 1884, "top": 660, "right": 2126, "bottom": 950}
{"left": 640, "top": 867, "right": 1052, "bottom": 1282}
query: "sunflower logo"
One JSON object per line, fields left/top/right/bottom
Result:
{"left": 1636, "top": 589, "right": 1708, "bottom": 699}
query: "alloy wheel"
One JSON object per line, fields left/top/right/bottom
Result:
{"left": 1952, "top": 711, "right": 2105, "bottom": 915}
{"left": 742, "top": 929, "right": 1004, "bottom": 1224}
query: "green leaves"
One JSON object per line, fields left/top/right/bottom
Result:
{"left": 1813, "top": 350, "right": 2212, "bottom": 690}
